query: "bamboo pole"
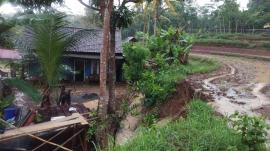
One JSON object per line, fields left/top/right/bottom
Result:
{"left": 52, "top": 128, "right": 85, "bottom": 151}
{"left": 32, "top": 127, "right": 68, "bottom": 151}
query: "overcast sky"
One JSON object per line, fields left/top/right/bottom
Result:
{"left": 0, "top": 0, "right": 249, "bottom": 16}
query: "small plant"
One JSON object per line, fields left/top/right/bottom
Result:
{"left": 142, "top": 112, "right": 158, "bottom": 127}
{"left": 87, "top": 111, "right": 98, "bottom": 140}
{"left": 230, "top": 112, "right": 269, "bottom": 151}
{"left": 35, "top": 112, "right": 43, "bottom": 123}
{"left": 87, "top": 120, "right": 97, "bottom": 140}
{"left": 120, "top": 99, "right": 129, "bottom": 116}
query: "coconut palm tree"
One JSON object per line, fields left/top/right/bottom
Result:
{"left": 148, "top": 0, "right": 177, "bottom": 35}
{"left": 30, "top": 13, "right": 75, "bottom": 107}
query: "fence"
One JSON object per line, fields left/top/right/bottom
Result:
{"left": 186, "top": 28, "right": 270, "bottom": 34}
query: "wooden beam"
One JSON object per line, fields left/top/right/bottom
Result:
{"left": 0, "top": 119, "right": 73, "bottom": 151}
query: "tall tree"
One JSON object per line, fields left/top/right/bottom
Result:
{"left": 148, "top": 0, "right": 179, "bottom": 35}
{"left": 248, "top": 0, "right": 270, "bottom": 28}
{"left": 88, "top": 0, "right": 113, "bottom": 147}
{"left": 77, "top": 0, "right": 141, "bottom": 115}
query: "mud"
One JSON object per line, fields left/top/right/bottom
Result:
{"left": 190, "top": 53, "right": 270, "bottom": 120}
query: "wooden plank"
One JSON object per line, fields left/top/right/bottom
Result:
{"left": 0, "top": 113, "right": 88, "bottom": 140}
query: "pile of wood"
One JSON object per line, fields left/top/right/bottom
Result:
{"left": 0, "top": 113, "right": 89, "bottom": 151}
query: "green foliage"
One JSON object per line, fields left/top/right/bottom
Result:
{"left": 4, "top": 78, "right": 42, "bottom": 103}
{"left": 30, "top": 13, "right": 76, "bottom": 86}
{"left": 104, "top": 100, "right": 249, "bottom": 151}
{"left": 8, "top": 0, "right": 63, "bottom": 9}
{"left": 137, "top": 57, "right": 219, "bottom": 107}
{"left": 123, "top": 29, "right": 218, "bottom": 107}
{"left": 230, "top": 112, "right": 269, "bottom": 151}
{"left": 195, "top": 33, "right": 270, "bottom": 50}
{"left": 112, "top": 5, "right": 134, "bottom": 29}
{"left": 195, "top": 39, "right": 251, "bottom": 48}
{"left": 138, "top": 70, "right": 172, "bottom": 107}
{"left": 160, "top": 27, "right": 194, "bottom": 61}
{"left": 142, "top": 112, "right": 158, "bottom": 127}
{"left": 87, "top": 111, "right": 98, "bottom": 140}
{"left": 120, "top": 99, "right": 130, "bottom": 116}
{"left": 123, "top": 43, "right": 150, "bottom": 83}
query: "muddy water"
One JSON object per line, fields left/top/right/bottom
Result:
{"left": 192, "top": 54, "right": 270, "bottom": 119}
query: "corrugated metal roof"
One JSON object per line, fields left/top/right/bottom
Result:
{"left": 20, "top": 27, "right": 122, "bottom": 54}
{"left": 0, "top": 48, "right": 22, "bottom": 60}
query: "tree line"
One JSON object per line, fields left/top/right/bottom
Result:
{"left": 122, "top": 0, "right": 270, "bottom": 37}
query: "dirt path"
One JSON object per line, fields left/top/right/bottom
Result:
{"left": 190, "top": 53, "right": 270, "bottom": 120}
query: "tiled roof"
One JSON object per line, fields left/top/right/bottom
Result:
{"left": 64, "top": 27, "right": 122, "bottom": 54}
{"left": 19, "top": 27, "right": 122, "bottom": 54}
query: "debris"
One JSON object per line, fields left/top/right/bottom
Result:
{"left": 0, "top": 113, "right": 89, "bottom": 151}
{"left": 82, "top": 99, "right": 99, "bottom": 111}
{"left": 4, "top": 107, "right": 16, "bottom": 121}
{"left": 51, "top": 116, "right": 65, "bottom": 121}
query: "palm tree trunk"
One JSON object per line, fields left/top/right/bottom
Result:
{"left": 235, "top": 21, "right": 238, "bottom": 33}
{"left": 143, "top": 4, "right": 148, "bottom": 33}
{"left": 223, "top": 17, "right": 225, "bottom": 33}
{"left": 153, "top": 0, "right": 160, "bottom": 35}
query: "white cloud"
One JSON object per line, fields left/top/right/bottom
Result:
{"left": 195, "top": 0, "right": 249, "bottom": 10}
{"left": 0, "top": 3, "right": 22, "bottom": 15}
{"left": 0, "top": 0, "right": 250, "bottom": 16}
{"left": 54, "top": 0, "right": 85, "bottom": 15}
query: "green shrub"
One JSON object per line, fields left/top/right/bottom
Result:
{"left": 105, "top": 100, "right": 248, "bottom": 151}
{"left": 123, "top": 29, "right": 218, "bottom": 108}
{"left": 230, "top": 112, "right": 269, "bottom": 151}
{"left": 137, "top": 57, "right": 218, "bottom": 107}
{"left": 142, "top": 112, "right": 158, "bottom": 127}
{"left": 123, "top": 43, "right": 150, "bottom": 83}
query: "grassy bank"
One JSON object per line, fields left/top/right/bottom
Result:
{"left": 106, "top": 100, "right": 241, "bottom": 151}
{"left": 105, "top": 100, "right": 267, "bottom": 151}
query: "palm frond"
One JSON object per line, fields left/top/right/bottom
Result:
{"left": 30, "top": 13, "right": 72, "bottom": 86}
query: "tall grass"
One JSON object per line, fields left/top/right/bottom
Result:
{"left": 195, "top": 39, "right": 252, "bottom": 48}
{"left": 105, "top": 100, "right": 251, "bottom": 151}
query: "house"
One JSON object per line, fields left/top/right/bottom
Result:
{"left": 0, "top": 48, "right": 22, "bottom": 78}
{"left": 21, "top": 27, "right": 124, "bottom": 83}
{"left": 61, "top": 27, "right": 124, "bottom": 82}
